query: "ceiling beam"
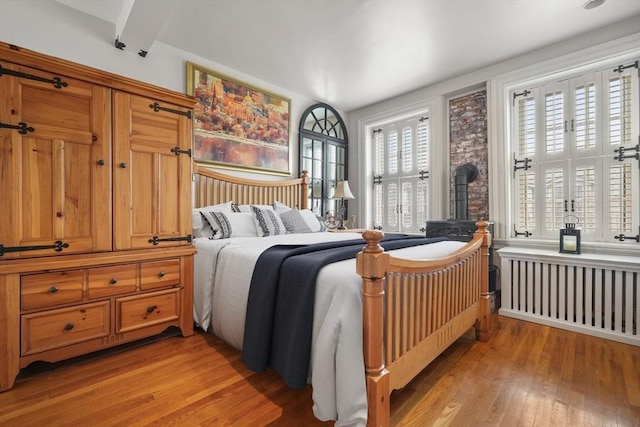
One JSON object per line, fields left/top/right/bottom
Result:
{"left": 115, "top": 0, "right": 178, "bottom": 57}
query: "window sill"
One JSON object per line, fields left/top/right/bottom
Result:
{"left": 493, "top": 238, "right": 639, "bottom": 258}
{"left": 496, "top": 246, "right": 640, "bottom": 269}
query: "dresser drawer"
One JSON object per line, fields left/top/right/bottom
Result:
{"left": 88, "top": 264, "right": 137, "bottom": 298}
{"left": 140, "top": 259, "right": 180, "bottom": 290}
{"left": 21, "top": 301, "right": 110, "bottom": 356}
{"left": 21, "top": 270, "right": 85, "bottom": 310}
{"left": 116, "top": 288, "right": 180, "bottom": 333}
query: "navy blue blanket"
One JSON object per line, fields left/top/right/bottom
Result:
{"left": 241, "top": 235, "right": 447, "bottom": 388}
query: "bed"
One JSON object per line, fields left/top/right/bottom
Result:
{"left": 192, "top": 164, "right": 491, "bottom": 427}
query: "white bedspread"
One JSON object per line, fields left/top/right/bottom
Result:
{"left": 193, "top": 233, "right": 465, "bottom": 426}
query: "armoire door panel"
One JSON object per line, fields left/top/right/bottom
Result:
{"left": 158, "top": 155, "right": 180, "bottom": 235}
{"left": 113, "top": 92, "right": 192, "bottom": 250}
{"left": 0, "top": 63, "right": 111, "bottom": 259}
{"left": 130, "top": 150, "right": 155, "bottom": 242}
{"left": 131, "top": 110, "right": 182, "bottom": 148}
{"left": 21, "top": 136, "right": 92, "bottom": 240}
{"left": 21, "top": 84, "right": 93, "bottom": 133}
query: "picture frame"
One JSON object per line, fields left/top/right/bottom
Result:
{"left": 186, "top": 62, "right": 291, "bottom": 175}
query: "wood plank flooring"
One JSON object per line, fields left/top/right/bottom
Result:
{"left": 0, "top": 315, "right": 638, "bottom": 426}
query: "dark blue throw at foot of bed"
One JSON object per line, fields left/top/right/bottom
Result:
{"left": 242, "top": 234, "right": 448, "bottom": 388}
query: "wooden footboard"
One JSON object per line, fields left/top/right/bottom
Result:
{"left": 357, "top": 223, "right": 491, "bottom": 427}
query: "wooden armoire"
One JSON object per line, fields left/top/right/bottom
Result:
{"left": 0, "top": 42, "right": 196, "bottom": 391}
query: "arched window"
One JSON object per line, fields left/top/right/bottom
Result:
{"left": 299, "top": 103, "right": 348, "bottom": 218}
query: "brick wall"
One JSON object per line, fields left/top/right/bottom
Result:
{"left": 449, "top": 90, "right": 489, "bottom": 220}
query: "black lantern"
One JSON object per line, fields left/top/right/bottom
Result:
{"left": 559, "top": 216, "right": 581, "bottom": 254}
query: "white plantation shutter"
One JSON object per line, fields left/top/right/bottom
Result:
{"left": 416, "top": 179, "right": 428, "bottom": 231}
{"left": 417, "top": 122, "right": 429, "bottom": 169}
{"left": 388, "top": 131, "right": 398, "bottom": 175}
{"left": 516, "top": 171, "right": 536, "bottom": 234}
{"left": 512, "top": 94, "right": 537, "bottom": 236}
{"left": 402, "top": 127, "right": 412, "bottom": 172}
{"left": 387, "top": 182, "right": 398, "bottom": 228}
{"left": 401, "top": 180, "right": 413, "bottom": 228}
{"left": 603, "top": 68, "right": 640, "bottom": 238}
{"left": 374, "top": 184, "right": 383, "bottom": 227}
{"left": 544, "top": 167, "right": 565, "bottom": 234}
{"left": 575, "top": 82, "right": 596, "bottom": 151}
{"left": 511, "top": 62, "right": 639, "bottom": 244}
{"left": 415, "top": 122, "right": 429, "bottom": 230}
{"left": 545, "top": 89, "right": 565, "bottom": 154}
{"left": 603, "top": 68, "right": 639, "bottom": 240}
{"left": 608, "top": 74, "right": 632, "bottom": 147}
{"left": 518, "top": 97, "right": 536, "bottom": 157}
{"left": 374, "top": 131, "right": 384, "bottom": 176}
{"left": 372, "top": 115, "right": 430, "bottom": 232}
{"left": 574, "top": 164, "right": 597, "bottom": 233}
{"left": 606, "top": 162, "right": 634, "bottom": 235}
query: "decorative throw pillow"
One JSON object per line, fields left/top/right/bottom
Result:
{"left": 250, "top": 205, "right": 287, "bottom": 237}
{"left": 279, "top": 208, "right": 313, "bottom": 234}
{"left": 200, "top": 211, "right": 257, "bottom": 239}
{"left": 193, "top": 201, "right": 234, "bottom": 238}
{"left": 299, "top": 209, "right": 326, "bottom": 232}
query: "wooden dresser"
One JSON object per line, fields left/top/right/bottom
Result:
{"left": 0, "top": 42, "right": 196, "bottom": 391}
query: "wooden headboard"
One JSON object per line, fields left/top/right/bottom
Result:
{"left": 194, "top": 164, "right": 309, "bottom": 210}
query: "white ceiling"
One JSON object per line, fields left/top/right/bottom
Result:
{"left": 56, "top": 0, "right": 640, "bottom": 112}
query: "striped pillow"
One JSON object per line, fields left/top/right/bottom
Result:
{"left": 200, "top": 211, "right": 257, "bottom": 239}
{"left": 251, "top": 205, "right": 287, "bottom": 237}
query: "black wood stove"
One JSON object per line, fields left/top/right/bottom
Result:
{"left": 425, "top": 163, "right": 497, "bottom": 291}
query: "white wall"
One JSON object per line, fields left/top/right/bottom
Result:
{"left": 2, "top": 1, "right": 639, "bottom": 228}
{"left": 347, "top": 17, "right": 640, "bottom": 238}
{"left": 0, "top": 0, "right": 322, "bottom": 180}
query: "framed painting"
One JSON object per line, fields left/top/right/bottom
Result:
{"left": 187, "top": 62, "right": 291, "bottom": 175}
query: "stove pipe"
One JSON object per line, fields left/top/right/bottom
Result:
{"left": 454, "top": 163, "right": 479, "bottom": 220}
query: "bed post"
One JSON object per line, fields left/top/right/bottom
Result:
{"left": 356, "top": 230, "right": 391, "bottom": 427}
{"left": 473, "top": 221, "right": 492, "bottom": 342}
{"left": 299, "top": 170, "right": 309, "bottom": 210}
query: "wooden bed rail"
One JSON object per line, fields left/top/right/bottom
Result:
{"left": 193, "top": 163, "right": 309, "bottom": 209}
{"left": 357, "top": 222, "right": 491, "bottom": 427}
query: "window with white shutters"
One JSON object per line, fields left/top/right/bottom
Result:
{"left": 372, "top": 115, "right": 430, "bottom": 233}
{"left": 510, "top": 61, "right": 639, "bottom": 244}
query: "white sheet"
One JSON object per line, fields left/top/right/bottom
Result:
{"left": 193, "top": 233, "right": 466, "bottom": 426}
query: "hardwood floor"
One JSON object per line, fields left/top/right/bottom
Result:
{"left": 0, "top": 315, "right": 638, "bottom": 426}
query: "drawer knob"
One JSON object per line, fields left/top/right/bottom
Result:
{"left": 119, "top": 162, "right": 127, "bottom": 168}
{"left": 109, "top": 278, "right": 118, "bottom": 285}
{"left": 49, "top": 286, "right": 59, "bottom": 293}
{"left": 158, "top": 271, "right": 165, "bottom": 278}
{"left": 64, "top": 323, "right": 74, "bottom": 331}
{"left": 146, "top": 305, "right": 157, "bottom": 314}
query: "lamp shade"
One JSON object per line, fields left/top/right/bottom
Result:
{"left": 332, "top": 180, "right": 355, "bottom": 200}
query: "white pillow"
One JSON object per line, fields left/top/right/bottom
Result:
{"left": 200, "top": 211, "right": 257, "bottom": 239}
{"left": 299, "top": 209, "right": 326, "bottom": 232}
{"left": 250, "top": 205, "right": 287, "bottom": 237}
{"left": 192, "top": 201, "right": 234, "bottom": 238}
